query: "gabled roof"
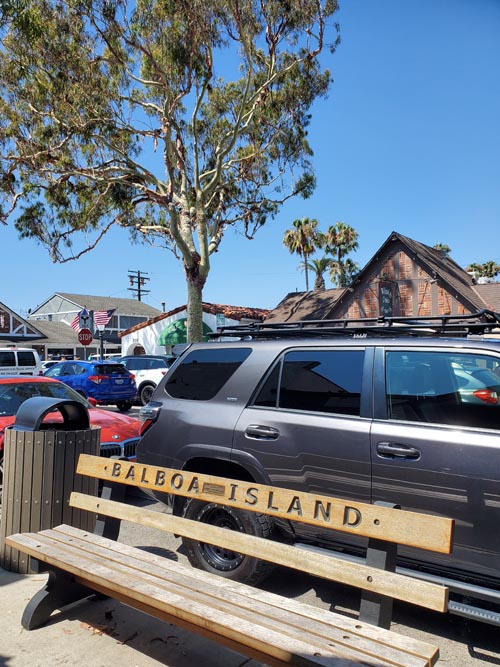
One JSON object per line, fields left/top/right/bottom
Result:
{"left": 265, "top": 289, "right": 345, "bottom": 323}
{"left": 386, "top": 232, "right": 486, "bottom": 312}
{"left": 266, "top": 231, "right": 495, "bottom": 323}
{"left": 32, "top": 292, "right": 162, "bottom": 317}
{"left": 473, "top": 283, "right": 500, "bottom": 312}
{"left": 27, "top": 319, "right": 92, "bottom": 344}
{"left": 120, "top": 302, "right": 270, "bottom": 337}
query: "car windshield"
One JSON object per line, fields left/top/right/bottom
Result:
{"left": 0, "top": 381, "right": 89, "bottom": 417}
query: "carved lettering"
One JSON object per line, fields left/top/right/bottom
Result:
{"left": 111, "top": 462, "right": 121, "bottom": 477}
{"left": 228, "top": 483, "right": 238, "bottom": 501}
{"left": 287, "top": 496, "right": 303, "bottom": 516}
{"left": 155, "top": 470, "right": 166, "bottom": 487}
{"left": 171, "top": 473, "right": 184, "bottom": 490}
{"left": 245, "top": 487, "right": 258, "bottom": 505}
{"left": 343, "top": 506, "right": 362, "bottom": 527}
{"left": 188, "top": 476, "right": 200, "bottom": 494}
{"left": 140, "top": 468, "right": 150, "bottom": 484}
{"left": 314, "top": 500, "right": 331, "bottom": 522}
{"left": 267, "top": 491, "right": 279, "bottom": 511}
{"left": 125, "top": 465, "right": 135, "bottom": 481}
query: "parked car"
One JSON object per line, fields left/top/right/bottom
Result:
{"left": 0, "top": 375, "right": 142, "bottom": 501}
{"left": 0, "top": 347, "right": 43, "bottom": 376}
{"left": 44, "top": 360, "right": 137, "bottom": 412}
{"left": 137, "top": 311, "right": 500, "bottom": 625}
{"left": 41, "top": 360, "right": 59, "bottom": 372}
{"left": 118, "top": 354, "right": 176, "bottom": 405}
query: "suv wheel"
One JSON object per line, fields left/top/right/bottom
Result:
{"left": 139, "top": 383, "right": 156, "bottom": 406}
{"left": 116, "top": 400, "right": 133, "bottom": 412}
{"left": 181, "top": 499, "right": 275, "bottom": 585}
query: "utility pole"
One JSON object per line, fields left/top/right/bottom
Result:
{"left": 128, "top": 270, "right": 150, "bottom": 301}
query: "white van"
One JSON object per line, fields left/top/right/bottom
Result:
{"left": 0, "top": 347, "right": 43, "bottom": 376}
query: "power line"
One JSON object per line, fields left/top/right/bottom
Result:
{"left": 128, "top": 270, "right": 150, "bottom": 301}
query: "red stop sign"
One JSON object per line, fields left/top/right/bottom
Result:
{"left": 78, "top": 328, "right": 93, "bottom": 346}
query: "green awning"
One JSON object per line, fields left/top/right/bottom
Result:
{"left": 158, "top": 318, "right": 213, "bottom": 345}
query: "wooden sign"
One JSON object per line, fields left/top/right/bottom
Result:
{"left": 76, "top": 454, "right": 454, "bottom": 554}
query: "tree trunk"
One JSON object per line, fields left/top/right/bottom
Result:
{"left": 314, "top": 272, "right": 325, "bottom": 291}
{"left": 185, "top": 259, "right": 206, "bottom": 343}
{"left": 304, "top": 252, "right": 310, "bottom": 291}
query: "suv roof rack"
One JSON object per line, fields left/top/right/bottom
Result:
{"left": 211, "top": 309, "right": 500, "bottom": 340}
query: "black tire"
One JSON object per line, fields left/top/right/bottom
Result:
{"left": 116, "top": 400, "right": 133, "bottom": 412}
{"left": 181, "top": 498, "right": 275, "bottom": 585}
{"left": 139, "top": 383, "right": 156, "bottom": 406}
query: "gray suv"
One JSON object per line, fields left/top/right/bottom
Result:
{"left": 137, "top": 311, "right": 500, "bottom": 626}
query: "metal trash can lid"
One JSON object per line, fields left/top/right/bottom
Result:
{"left": 12, "top": 396, "right": 90, "bottom": 432}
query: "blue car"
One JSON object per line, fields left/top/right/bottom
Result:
{"left": 44, "top": 360, "right": 137, "bottom": 412}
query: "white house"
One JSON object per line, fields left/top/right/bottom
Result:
{"left": 119, "top": 302, "right": 270, "bottom": 355}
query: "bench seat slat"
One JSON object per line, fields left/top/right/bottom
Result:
{"left": 70, "top": 492, "right": 448, "bottom": 614}
{"left": 38, "top": 525, "right": 436, "bottom": 667}
{"left": 53, "top": 524, "right": 439, "bottom": 663}
{"left": 6, "top": 528, "right": 438, "bottom": 667}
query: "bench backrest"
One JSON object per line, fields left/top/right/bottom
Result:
{"left": 72, "top": 454, "right": 453, "bottom": 616}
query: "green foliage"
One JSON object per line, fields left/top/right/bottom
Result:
{"left": 0, "top": 0, "right": 339, "bottom": 339}
{"left": 467, "top": 261, "right": 500, "bottom": 280}
{"left": 283, "top": 217, "right": 322, "bottom": 290}
{"left": 285, "top": 219, "right": 360, "bottom": 290}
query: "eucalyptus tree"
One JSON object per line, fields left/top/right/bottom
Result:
{"left": 283, "top": 217, "right": 322, "bottom": 291}
{"left": 0, "top": 0, "right": 339, "bottom": 340}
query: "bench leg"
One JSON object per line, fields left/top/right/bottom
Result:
{"left": 21, "top": 566, "right": 94, "bottom": 630}
{"left": 359, "top": 536, "right": 397, "bottom": 629}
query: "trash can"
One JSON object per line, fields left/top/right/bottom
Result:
{"left": 0, "top": 397, "right": 101, "bottom": 573}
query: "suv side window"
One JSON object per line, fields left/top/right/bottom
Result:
{"left": 166, "top": 348, "right": 252, "bottom": 400}
{"left": 16, "top": 351, "right": 36, "bottom": 367}
{"left": 254, "top": 349, "right": 365, "bottom": 416}
{"left": 0, "top": 351, "right": 15, "bottom": 367}
{"left": 386, "top": 350, "right": 500, "bottom": 430}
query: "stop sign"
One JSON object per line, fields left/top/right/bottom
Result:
{"left": 78, "top": 328, "right": 93, "bottom": 346}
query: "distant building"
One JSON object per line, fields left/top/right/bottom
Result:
{"left": 29, "top": 292, "right": 161, "bottom": 359}
{"left": 267, "top": 231, "right": 500, "bottom": 322}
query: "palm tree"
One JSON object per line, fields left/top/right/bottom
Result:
{"left": 329, "top": 257, "right": 360, "bottom": 287}
{"left": 322, "top": 222, "right": 359, "bottom": 287}
{"left": 283, "top": 218, "right": 320, "bottom": 291}
{"left": 301, "top": 256, "right": 333, "bottom": 291}
{"left": 433, "top": 243, "right": 452, "bottom": 256}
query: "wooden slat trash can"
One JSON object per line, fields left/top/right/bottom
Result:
{"left": 0, "top": 397, "right": 100, "bottom": 573}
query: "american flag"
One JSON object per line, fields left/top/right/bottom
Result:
{"left": 93, "top": 309, "right": 115, "bottom": 329}
{"left": 69, "top": 308, "right": 89, "bottom": 332}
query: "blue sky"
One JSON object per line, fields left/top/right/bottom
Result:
{"left": 4, "top": 0, "right": 500, "bottom": 318}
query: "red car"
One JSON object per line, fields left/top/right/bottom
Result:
{"left": 0, "top": 376, "right": 141, "bottom": 497}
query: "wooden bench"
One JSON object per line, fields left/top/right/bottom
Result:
{"left": 6, "top": 454, "right": 454, "bottom": 667}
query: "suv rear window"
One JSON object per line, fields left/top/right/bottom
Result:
{"left": 166, "top": 348, "right": 251, "bottom": 400}
{"left": 94, "top": 364, "right": 129, "bottom": 375}
{"left": 253, "top": 349, "right": 365, "bottom": 416}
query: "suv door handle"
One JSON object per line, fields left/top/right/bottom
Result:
{"left": 245, "top": 425, "right": 280, "bottom": 440}
{"left": 376, "top": 442, "right": 421, "bottom": 459}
